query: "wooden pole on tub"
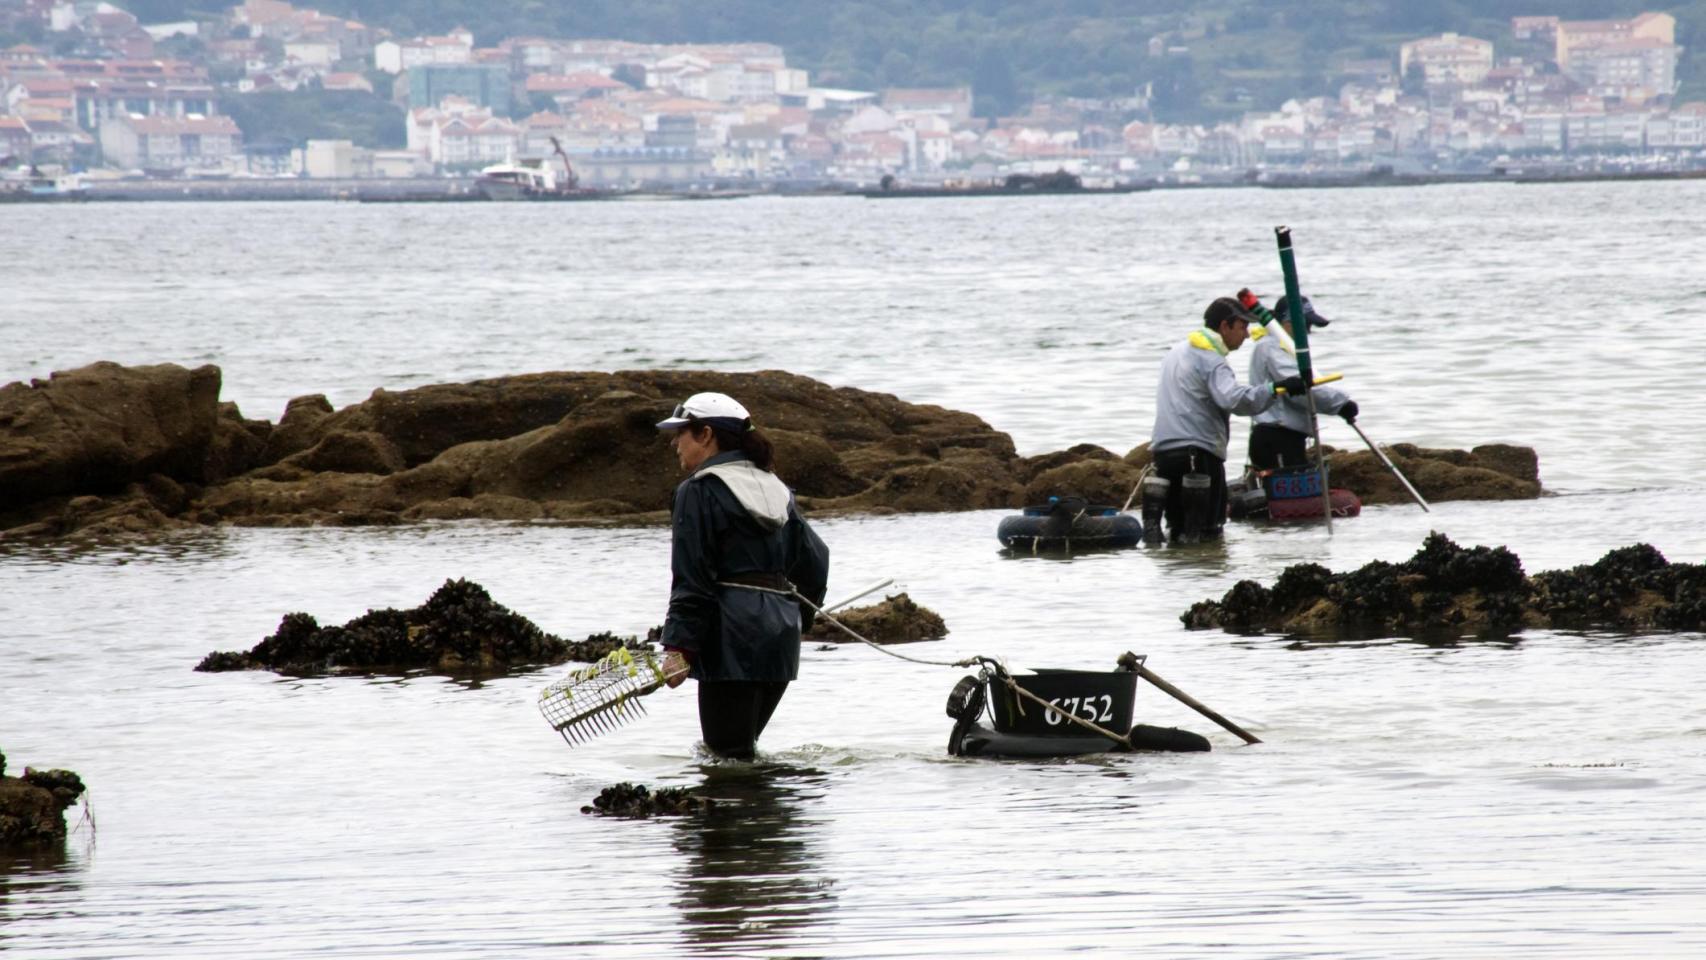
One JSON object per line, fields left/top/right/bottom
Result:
{"left": 1121, "top": 652, "right": 1262, "bottom": 744}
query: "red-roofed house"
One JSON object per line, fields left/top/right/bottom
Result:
{"left": 436, "top": 114, "right": 518, "bottom": 166}
{"left": 1122, "top": 120, "right": 1157, "bottom": 156}
{"left": 19, "top": 97, "right": 75, "bottom": 125}
{"left": 836, "top": 130, "right": 907, "bottom": 175}
{"left": 2, "top": 44, "right": 47, "bottom": 66}
{"left": 525, "top": 71, "right": 627, "bottom": 110}
{"left": 406, "top": 96, "right": 519, "bottom": 166}
{"left": 322, "top": 72, "right": 373, "bottom": 93}
{"left": 559, "top": 100, "right": 644, "bottom": 150}
{"left": 5, "top": 76, "right": 73, "bottom": 114}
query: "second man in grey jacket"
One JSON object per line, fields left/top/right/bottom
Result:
{"left": 1147, "top": 297, "right": 1307, "bottom": 542}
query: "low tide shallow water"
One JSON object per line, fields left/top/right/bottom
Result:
{"left": 4, "top": 185, "right": 1706, "bottom": 956}
{"left": 3, "top": 491, "right": 1705, "bottom": 957}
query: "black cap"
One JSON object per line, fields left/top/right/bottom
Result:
{"left": 1273, "top": 295, "right": 1331, "bottom": 328}
{"left": 1203, "top": 296, "right": 1258, "bottom": 329}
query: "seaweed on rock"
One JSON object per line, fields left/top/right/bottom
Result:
{"left": 0, "top": 750, "right": 87, "bottom": 847}
{"left": 806, "top": 592, "right": 948, "bottom": 644}
{"left": 1184, "top": 534, "right": 1705, "bottom": 638}
{"left": 581, "top": 782, "right": 714, "bottom": 818}
{"left": 195, "top": 578, "right": 647, "bottom": 675}
{"left": 1532, "top": 544, "right": 1706, "bottom": 631}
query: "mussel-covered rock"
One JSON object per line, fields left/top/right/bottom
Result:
{"left": 194, "top": 578, "right": 644, "bottom": 675}
{"left": 0, "top": 750, "right": 87, "bottom": 847}
{"left": 581, "top": 782, "right": 714, "bottom": 818}
{"left": 1184, "top": 534, "right": 1705, "bottom": 638}
{"left": 1531, "top": 544, "right": 1706, "bottom": 631}
{"left": 807, "top": 592, "right": 948, "bottom": 644}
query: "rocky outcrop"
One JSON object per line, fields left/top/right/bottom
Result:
{"left": 1326, "top": 443, "right": 1540, "bottom": 504}
{"left": 0, "top": 748, "right": 87, "bottom": 847}
{"left": 809, "top": 592, "right": 948, "bottom": 644}
{"left": 0, "top": 361, "right": 221, "bottom": 502}
{"left": 1182, "top": 533, "right": 1705, "bottom": 638}
{"left": 1, "top": 362, "right": 1546, "bottom": 537}
{"left": 195, "top": 578, "right": 639, "bottom": 675}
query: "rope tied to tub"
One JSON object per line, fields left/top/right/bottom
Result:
{"left": 798, "top": 582, "right": 1263, "bottom": 746}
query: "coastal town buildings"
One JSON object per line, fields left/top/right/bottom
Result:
{"left": 1, "top": 2, "right": 1702, "bottom": 185}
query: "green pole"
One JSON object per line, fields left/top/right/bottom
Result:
{"left": 1274, "top": 226, "right": 1334, "bottom": 534}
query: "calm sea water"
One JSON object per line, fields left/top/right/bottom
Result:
{"left": 3, "top": 186, "right": 1706, "bottom": 957}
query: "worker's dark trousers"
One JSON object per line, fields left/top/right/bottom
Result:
{"left": 698, "top": 681, "right": 789, "bottom": 759}
{"left": 1249, "top": 424, "right": 1310, "bottom": 471}
{"left": 1152, "top": 445, "right": 1226, "bottom": 541}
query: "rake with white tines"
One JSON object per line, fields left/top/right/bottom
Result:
{"left": 537, "top": 578, "right": 895, "bottom": 747}
{"left": 537, "top": 647, "right": 683, "bottom": 745}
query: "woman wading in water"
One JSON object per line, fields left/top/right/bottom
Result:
{"left": 656, "top": 392, "right": 831, "bottom": 759}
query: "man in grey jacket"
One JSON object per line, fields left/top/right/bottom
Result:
{"left": 1148, "top": 297, "right": 1308, "bottom": 542}
{"left": 1247, "top": 294, "right": 1358, "bottom": 471}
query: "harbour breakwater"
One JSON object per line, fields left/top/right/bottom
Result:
{"left": 1, "top": 361, "right": 1541, "bottom": 538}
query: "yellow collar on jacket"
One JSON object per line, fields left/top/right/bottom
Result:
{"left": 1262, "top": 320, "right": 1297, "bottom": 356}
{"left": 1188, "top": 328, "right": 1228, "bottom": 356}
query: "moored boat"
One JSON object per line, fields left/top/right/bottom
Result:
{"left": 0, "top": 167, "right": 88, "bottom": 201}
{"left": 474, "top": 161, "right": 558, "bottom": 201}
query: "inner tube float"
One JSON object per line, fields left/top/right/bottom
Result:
{"left": 997, "top": 496, "right": 1143, "bottom": 551}
{"left": 950, "top": 720, "right": 1212, "bottom": 757}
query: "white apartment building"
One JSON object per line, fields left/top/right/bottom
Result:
{"left": 99, "top": 113, "right": 242, "bottom": 170}
{"left": 374, "top": 29, "right": 473, "bottom": 74}
{"left": 1400, "top": 33, "right": 1495, "bottom": 86}
{"left": 1568, "top": 37, "right": 1679, "bottom": 94}
{"left": 1555, "top": 12, "right": 1673, "bottom": 71}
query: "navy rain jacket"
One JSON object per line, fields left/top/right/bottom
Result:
{"left": 662, "top": 450, "right": 831, "bottom": 682}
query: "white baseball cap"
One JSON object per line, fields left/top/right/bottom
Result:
{"left": 655, "top": 392, "right": 753, "bottom": 432}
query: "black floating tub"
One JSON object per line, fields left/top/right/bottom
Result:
{"left": 946, "top": 668, "right": 1209, "bottom": 758}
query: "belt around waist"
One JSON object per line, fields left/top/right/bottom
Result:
{"left": 717, "top": 572, "right": 795, "bottom": 596}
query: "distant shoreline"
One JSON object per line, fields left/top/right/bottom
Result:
{"left": 6, "top": 167, "right": 1706, "bottom": 203}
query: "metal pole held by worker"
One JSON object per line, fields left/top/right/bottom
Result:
{"left": 1274, "top": 226, "right": 1335, "bottom": 534}
{"left": 1348, "top": 420, "right": 1431, "bottom": 512}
